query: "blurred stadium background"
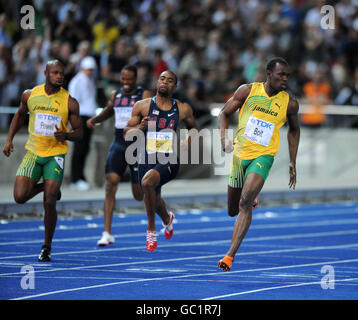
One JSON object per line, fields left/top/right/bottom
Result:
{"left": 1, "top": 0, "right": 358, "bottom": 216}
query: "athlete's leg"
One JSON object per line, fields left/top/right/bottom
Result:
{"left": 13, "top": 151, "right": 43, "bottom": 203}
{"left": 219, "top": 172, "right": 265, "bottom": 271}
{"left": 155, "top": 194, "right": 171, "bottom": 225}
{"left": 104, "top": 172, "right": 120, "bottom": 234}
{"left": 13, "top": 176, "right": 44, "bottom": 204}
{"left": 141, "top": 169, "right": 161, "bottom": 231}
{"left": 227, "top": 185, "right": 242, "bottom": 217}
{"left": 42, "top": 179, "right": 61, "bottom": 248}
{"left": 226, "top": 172, "right": 264, "bottom": 258}
{"left": 131, "top": 182, "right": 143, "bottom": 201}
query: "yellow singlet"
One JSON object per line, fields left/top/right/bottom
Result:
{"left": 25, "top": 84, "right": 70, "bottom": 157}
{"left": 233, "top": 82, "right": 289, "bottom": 160}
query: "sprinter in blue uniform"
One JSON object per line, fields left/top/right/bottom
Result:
{"left": 87, "top": 65, "right": 152, "bottom": 246}
{"left": 124, "top": 70, "right": 198, "bottom": 252}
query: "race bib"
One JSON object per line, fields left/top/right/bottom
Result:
{"left": 244, "top": 116, "right": 274, "bottom": 147}
{"left": 34, "top": 113, "right": 62, "bottom": 137}
{"left": 146, "top": 131, "right": 173, "bottom": 153}
{"left": 115, "top": 107, "right": 132, "bottom": 129}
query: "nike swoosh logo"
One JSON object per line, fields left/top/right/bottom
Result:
{"left": 168, "top": 113, "right": 175, "bottom": 117}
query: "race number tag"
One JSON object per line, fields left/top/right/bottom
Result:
{"left": 115, "top": 107, "right": 132, "bottom": 129}
{"left": 244, "top": 116, "right": 274, "bottom": 147}
{"left": 34, "top": 113, "right": 62, "bottom": 136}
{"left": 146, "top": 131, "right": 174, "bottom": 153}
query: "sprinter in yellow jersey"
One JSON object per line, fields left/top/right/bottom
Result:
{"left": 217, "top": 57, "right": 300, "bottom": 271}
{"left": 3, "top": 60, "right": 82, "bottom": 262}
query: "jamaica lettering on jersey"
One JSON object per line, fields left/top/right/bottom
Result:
{"left": 113, "top": 86, "right": 144, "bottom": 150}
{"left": 145, "top": 96, "right": 179, "bottom": 156}
{"left": 25, "top": 84, "right": 69, "bottom": 157}
{"left": 234, "top": 82, "right": 289, "bottom": 160}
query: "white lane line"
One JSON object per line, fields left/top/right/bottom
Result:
{"left": 202, "top": 277, "right": 358, "bottom": 300}
{"left": 11, "top": 258, "right": 358, "bottom": 300}
{"left": 0, "top": 219, "right": 358, "bottom": 248}
{"left": 1, "top": 243, "right": 358, "bottom": 277}
{"left": 1, "top": 205, "right": 357, "bottom": 234}
{"left": 1, "top": 228, "right": 358, "bottom": 258}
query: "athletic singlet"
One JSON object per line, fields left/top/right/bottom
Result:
{"left": 145, "top": 96, "right": 179, "bottom": 156}
{"left": 113, "top": 86, "right": 144, "bottom": 149}
{"left": 234, "top": 82, "right": 289, "bottom": 160}
{"left": 25, "top": 84, "right": 70, "bottom": 157}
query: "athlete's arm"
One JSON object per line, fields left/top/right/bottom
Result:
{"left": 179, "top": 102, "right": 198, "bottom": 147}
{"left": 3, "top": 90, "right": 31, "bottom": 157}
{"left": 87, "top": 91, "right": 115, "bottom": 129}
{"left": 123, "top": 99, "right": 150, "bottom": 136}
{"left": 218, "top": 84, "right": 251, "bottom": 152}
{"left": 55, "top": 96, "right": 82, "bottom": 142}
{"left": 286, "top": 97, "right": 300, "bottom": 190}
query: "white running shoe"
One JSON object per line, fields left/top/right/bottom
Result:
{"left": 97, "top": 231, "right": 115, "bottom": 246}
{"left": 70, "top": 180, "right": 90, "bottom": 191}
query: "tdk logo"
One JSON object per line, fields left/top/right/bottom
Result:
{"left": 38, "top": 114, "right": 61, "bottom": 121}
{"left": 255, "top": 119, "right": 272, "bottom": 129}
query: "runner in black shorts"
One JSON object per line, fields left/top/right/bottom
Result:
{"left": 124, "top": 70, "right": 198, "bottom": 252}
{"left": 87, "top": 65, "right": 152, "bottom": 246}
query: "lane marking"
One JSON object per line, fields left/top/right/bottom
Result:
{"left": 1, "top": 243, "right": 358, "bottom": 276}
{"left": 10, "top": 258, "right": 358, "bottom": 300}
{"left": 203, "top": 277, "right": 358, "bottom": 300}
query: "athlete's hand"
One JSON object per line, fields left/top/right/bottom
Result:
{"left": 221, "top": 137, "right": 233, "bottom": 153}
{"left": 288, "top": 162, "right": 296, "bottom": 189}
{"left": 138, "top": 116, "right": 150, "bottom": 131}
{"left": 3, "top": 141, "right": 14, "bottom": 157}
{"left": 86, "top": 118, "right": 97, "bottom": 129}
{"left": 54, "top": 124, "right": 67, "bottom": 142}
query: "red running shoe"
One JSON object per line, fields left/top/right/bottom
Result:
{"left": 162, "top": 211, "right": 175, "bottom": 240}
{"left": 146, "top": 231, "right": 157, "bottom": 252}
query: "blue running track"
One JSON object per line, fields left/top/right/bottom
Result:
{"left": 0, "top": 202, "right": 358, "bottom": 300}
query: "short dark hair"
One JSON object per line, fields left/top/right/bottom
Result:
{"left": 160, "top": 70, "right": 178, "bottom": 84}
{"left": 266, "top": 57, "right": 288, "bottom": 72}
{"left": 122, "top": 65, "right": 138, "bottom": 78}
{"left": 167, "top": 70, "right": 178, "bottom": 84}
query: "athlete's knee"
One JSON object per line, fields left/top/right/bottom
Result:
{"left": 141, "top": 169, "right": 160, "bottom": 192}
{"left": 105, "top": 174, "right": 120, "bottom": 194}
{"left": 14, "top": 192, "right": 27, "bottom": 204}
{"left": 227, "top": 201, "right": 239, "bottom": 217}
{"left": 133, "top": 190, "right": 143, "bottom": 201}
{"left": 43, "top": 192, "right": 57, "bottom": 206}
{"left": 239, "top": 192, "right": 254, "bottom": 211}
{"left": 141, "top": 176, "right": 157, "bottom": 192}
{"left": 228, "top": 207, "right": 239, "bottom": 217}
{"left": 105, "top": 180, "right": 118, "bottom": 196}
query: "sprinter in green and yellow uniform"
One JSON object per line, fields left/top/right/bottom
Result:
{"left": 217, "top": 57, "right": 300, "bottom": 271}
{"left": 3, "top": 60, "right": 82, "bottom": 262}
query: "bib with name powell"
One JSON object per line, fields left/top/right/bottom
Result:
{"left": 34, "top": 113, "right": 62, "bottom": 136}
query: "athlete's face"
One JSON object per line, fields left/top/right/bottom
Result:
{"left": 267, "top": 63, "right": 290, "bottom": 92}
{"left": 157, "top": 71, "right": 177, "bottom": 97}
{"left": 45, "top": 63, "right": 64, "bottom": 88}
{"left": 120, "top": 69, "right": 136, "bottom": 93}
